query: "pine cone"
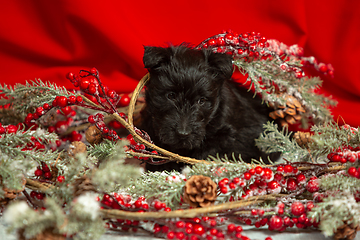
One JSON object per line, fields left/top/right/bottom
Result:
{"left": 293, "top": 131, "right": 313, "bottom": 148}
{"left": 85, "top": 125, "right": 103, "bottom": 145}
{"left": 18, "top": 227, "right": 65, "bottom": 240}
{"left": 73, "top": 175, "right": 97, "bottom": 197}
{"left": 269, "top": 95, "right": 305, "bottom": 127}
{"left": 334, "top": 221, "right": 360, "bottom": 240}
{"left": 68, "top": 141, "right": 87, "bottom": 158}
{"left": 183, "top": 175, "right": 217, "bottom": 208}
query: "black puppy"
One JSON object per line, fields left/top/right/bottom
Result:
{"left": 141, "top": 45, "right": 276, "bottom": 171}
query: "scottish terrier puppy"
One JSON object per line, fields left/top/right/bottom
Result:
{"left": 141, "top": 45, "right": 277, "bottom": 171}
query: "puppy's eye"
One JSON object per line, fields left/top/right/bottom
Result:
{"left": 198, "top": 97, "right": 207, "bottom": 105}
{"left": 167, "top": 92, "right": 176, "bottom": 100}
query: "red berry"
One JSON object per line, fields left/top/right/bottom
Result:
{"left": 126, "top": 134, "right": 137, "bottom": 145}
{"left": 262, "top": 168, "right": 273, "bottom": 181}
{"left": 88, "top": 115, "right": 95, "bottom": 123}
{"left": 119, "top": 94, "right": 130, "bottom": 107}
{"left": 267, "top": 180, "right": 281, "bottom": 193}
{"left": 249, "top": 168, "right": 256, "bottom": 175}
{"left": 57, "top": 175, "right": 65, "bottom": 183}
{"left": 107, "top": 90, "right": 116, "bottom": 99}
{"left": 291, "top": 201, "right": 305, "bottom": 216}
{"left": 57, "top": 96, "right": 68, "bottom": 107}
{"left": 30, "top": 191, "right": 37, "bottom": 198}
{"left": 6, "top": 125, "right": 18, "bottom": 134}
{"left": 296, "top": 174, "right": 306, "bottom": 184}
{"left": 193, "top": 224, "right": 205, "bottom": 235}
{"left": 80, "top": 79, "right": 90, "bottom": 90}
{"left": 243, "top": 172, "right": 251, "bottom": 180}
{"left": 284, "top": 165, "right": 293, "bottom": 173}
{"left": 255, "top": 166, "right": 263, "bottom": 174}
{"left": 167, "top": 231, "right": 175, "bottom": 239}
{"left": 67, "top": 72, "right": 75, "bottom": 80}
{"left": 176, "top": 221, "right": 185, "bottom": 228}
{"left": 348, "top": 167, "right": 357, "bottom": 177}
{"left": 76, "top": 96, "right": 83, "bottom": 103}
{"left": 306, "top": 180, "right": 319, "bottom": 193}
{"left": 88, "top": 84, "right": 97, "bottom": 94}
{"left": 67, "top": 95, "right": 76, "bottom": 104}
{"left": 61, "top": 106, "right": 72, "bottom": 116}
{"left": 154, "top": 201, "right": 163, "bottom": 210}
{"left": 234, "top": 226, "right": 242, "bottom": 233}
{"left": 286, "top": 178, "right": 298, "bottom": 191}
{"left": 220, "top": 186, "right": 228, "bottom": 194}
{"left": 227, "top": 223, "right": 236, "bottom": 232}
{"left": 44, "top": 172, "right": 52, "bottom": 179}
{"left": 268, "top": 215, "right": 283, "bottom": 230}
{"left": 232, "top": 177, "right": 240, "bottom": 184}
{"left": 34, "top": 169, "right": 43, "bottom": 177}
{"left": 36, "top": 192, "right": 44, "bottom": 200}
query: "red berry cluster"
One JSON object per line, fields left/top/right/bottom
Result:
{"left": 125, "top": 134, "right": 158, "bottom": 160}
{"left": 196, "top": 30, "right": 334, "bottom": 78}
{"left": 88, "top": 113, "right": 120, "bottom": 141}
{"left": 327, "top": 145, "right": 360, "bottom": 164}
{"left": 215, "top": 164, "right": 322, "bottom": 231}
{"left": 197, "top": 30, "right": 269, "bottom": 61}
{"left": 67, "top": 68, "right": 129, "bottom": 109}
{"left": 266, "top": 39, "right": 334, "bottom": 77}
{"left": 0, "top": 123, "right": 20, "bottom": 135}
{"left": 218, "top": 164, "right": 309, "bottom": 199}
{"left": 30, "top": 190, "right": 45, "bottom": 200}
{"left": 155, "top": 217, "right": 249, "bottom": 240}
{"left": 236, "top": 200, "right": 318, "bottom": 232}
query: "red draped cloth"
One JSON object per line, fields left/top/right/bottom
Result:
{"left": 1, "top": 1, "right": 359, "bottom": 127}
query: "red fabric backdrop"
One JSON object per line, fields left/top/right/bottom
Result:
{"left": 1, "top": 1, "right": 359, "bottom": 127}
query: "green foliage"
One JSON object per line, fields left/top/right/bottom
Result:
{"left": 0, "top": 79, "right": 73, "bottom": 121}
{"left": 309, "top": 122, "right": 360, "bottom": 158}
{"left": 5, "top": 198, "right": 65, "bottom": 239}
{"left": 308, "top": 192, "right": 360, "bottom": 237}
{"left": 0, "top": 128, "right": 61, "bottom": 193}
{"left": 127, "top": 170, "right": 185, "bottom": 207}
{"left": 88, "top": 139, "right": 120, "bottom": 161}
{"left": 5, "top": 196, "right": 105, "bottom": 240}
{"left": 255, "top": 122, "right": 310, "bottom": 161}
{"left": 320, "top": 173, "right": 360, "bottom": 193}
{"left": 90, "top": 140, "right": 141, "bottom": 192}
{"left": 234, "top": 58, "right": 336, "bottom": 127}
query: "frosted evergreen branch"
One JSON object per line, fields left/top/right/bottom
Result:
{"left": 320, "top": 174, "right": 360, "bottom": 193}
{"left": 0, "top": 79, "right": 73, "bottom": 119}
{"left": 127, "top": 171, "right": 186, "bottom": 208}
{"left": 89, "top": 140, "right": 141, "bottom": 192}
{"left": 308, "top": 192, "right": 360, "bottom": 237}
{"left": 87, "top": 139, "right": 119, "bottom": 161}
{"left": 234, "top": 58, "right": 336, "bottom": 125}
{"left": 308, "top": 122, "right": 360, "bottom": 158}
{"left": 0, "top": 128, "right": 58, "bottom": 148}
{"left": 255, "top": 122, "right": 310, "bottom": 161}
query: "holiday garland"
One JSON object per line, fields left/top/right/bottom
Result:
{"left": 0, "top": 30, "right": 358, "bottom": 240}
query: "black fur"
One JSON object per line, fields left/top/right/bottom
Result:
{"left": 142, "top": 45, "right": 277, "bottom": 171}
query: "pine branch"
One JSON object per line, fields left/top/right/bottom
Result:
{"left": 308, "top": 122, "right": 360, "bottom": 157}
{"left": 255, "top": 122, "right": 310, "bottom": 161}
{"left": 320, "top": 173, "right": 360, "bottom": 193}
{"left": 127, "top": 170, "right": 186, "bottom": 208}
{"left": 0, "top": 79, "right": 73, "bottom": 121}
{"left": 308, "top": 192, "right": 360, "bottom": 237}
{"left": 234, "top": 58, "right": 336, "bottom": 126}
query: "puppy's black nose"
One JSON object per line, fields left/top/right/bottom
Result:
{"left": 176, "top": 125, "right": 191, "bottom": 137}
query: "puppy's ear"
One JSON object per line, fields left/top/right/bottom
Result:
{"left": 206, "top": 51, "right": 233, "bottom": 80}
{"left": 143, "top": 46, "right": 171, "bottom": 69}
